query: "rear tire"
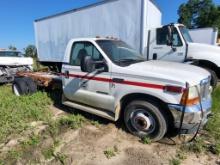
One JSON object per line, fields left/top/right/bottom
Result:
{"left": 12, "top": 77, "right": 37, "bottom": 96}
{"left": 23, "top": 77, "right": 37, "bottom": 94}
{"left": 12, "top": 78, "right": 28, "bottom": 96}
{"left": 124, "top": 100, "right": 168, "bottom": 141}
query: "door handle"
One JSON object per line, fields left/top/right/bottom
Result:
{"left": 112, "top": 78, "right": 124, "bottom": 83}
{"left": 81, "top": 81, "right": 87, "bottom": 88}
{"left": 153, "top": 47, "right": 163, "bottom": 50}
{"left": 64, "top": 70, "right": 69, "bottom": 79}
{"left": 153, "top": 53, "right": 157, "bottom": 60}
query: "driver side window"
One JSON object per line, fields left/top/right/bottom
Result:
{"left": 156, "top": 27, "right": 183, "bottom": 47}
{"left": 69, "top": 42, "right": 103, "bottom": 66}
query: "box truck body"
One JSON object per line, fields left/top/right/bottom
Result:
{"left": 34, "top": 0, "right": 161, "bottom": 63}
{"left": 189, "top": 27, "right": 218, "bottom": 45}
{"left": 34, "top": 0, "right": 220, "bottom": 87}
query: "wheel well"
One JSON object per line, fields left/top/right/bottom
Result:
{"left": 120, "top": 93, "right": 174, "bottom": 130}
{"left": 194, "top": 60, "right": 220, "bottom": 78}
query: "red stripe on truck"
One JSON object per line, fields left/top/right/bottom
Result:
{"left": 61, "top": 73, "right": 164, "bottom": 90}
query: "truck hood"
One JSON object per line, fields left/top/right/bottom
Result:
{"left": 123, "top": 61, "right": 210, "bottom": 87}
{"left": 0, "top": 57, "right": 33, "bottom": 66}
{"left": 187, "top": 42, "right": 220, "bottom": 67}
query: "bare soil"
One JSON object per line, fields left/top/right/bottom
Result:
{"left": 1, "top": 105, "right": 219, "bottom": 165}
{"left": 44, "top": 106, "right": 219, "bottom": 165}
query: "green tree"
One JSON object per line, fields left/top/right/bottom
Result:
{"left": 178, "top": 0, "right": 220, "bottom": 37}
{"left": 8, "top": 45, "right": 17, "bottom": 51}
{"left": 24, "top": 45, "right": 37, "bottom": 58}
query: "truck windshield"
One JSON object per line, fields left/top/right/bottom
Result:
{"left": 179, "top": 26, "right": 193, "bottom": 43}
{"left": 96, "top": 40, "right": 145, "bottom": 66}
{"left": 0, "top": 51, "right": 21, "bottom": 57}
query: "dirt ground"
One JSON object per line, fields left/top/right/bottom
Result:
{"left": 43, "top": 107, "right": 219, "bottom": 165}
{"left": 1, "top": 104, "right": 219, "bottom": 165}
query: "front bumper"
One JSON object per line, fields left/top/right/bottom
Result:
{"left": 168, "top": 98, "right": 212, "bottom": 134}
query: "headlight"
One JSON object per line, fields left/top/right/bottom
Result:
{"left": 181, "top": 86, "right": 200, "bottom": 106}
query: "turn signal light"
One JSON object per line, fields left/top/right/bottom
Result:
{"left": 180, "top": 88, "right": 200, "bottom": 106}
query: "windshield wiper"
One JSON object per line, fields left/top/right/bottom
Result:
{"left": 118, "top": 59, "right": 144, "bottom": 63}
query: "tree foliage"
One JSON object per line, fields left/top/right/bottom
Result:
{"left": 24, "top": 45, "right": 37, "bottom": 58}
{"left": 8, "top": 45, "right": 17, "bottom": 51}
{"left": 178, "top": 0, "right": 220, "bottom": 36}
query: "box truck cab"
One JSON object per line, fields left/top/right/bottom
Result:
{"left": 148, "top": 23, "right": 220, "bottom": 87}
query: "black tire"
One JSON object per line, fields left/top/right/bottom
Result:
{"left": 23, "top": 77, "right": 37, "bottom": 94}
{"left": 124, "top": 100, "right": 168, "bottom": 141}
{"left": 206, "top": 69, "right": 218, "bottom": 89}
{"left": 12, "top": 78, "right": 28, "bottom": 96}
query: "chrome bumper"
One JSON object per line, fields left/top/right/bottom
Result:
{"left": 168, "top": 98, "right": 212, "bottom": 134}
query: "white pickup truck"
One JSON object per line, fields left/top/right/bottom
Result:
{"left": 13, "top": 38, "right": 212, "bottom": 141}
{"left": 0, "top": 50, "right": 33, "bottom": 83}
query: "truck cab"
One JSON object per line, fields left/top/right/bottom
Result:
{"left": 61, "top": 38, "right": 212, "bottom": 141}
{"left": 0, "top": 50, "right": 33, "bottom": 83}
{"left": 148, "top": 23, "right": 220, "bottom": 87}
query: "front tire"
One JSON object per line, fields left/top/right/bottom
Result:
{"left": 124, "top": 100, "right": 168, "bottom": 141}
{"left": 206, "top": 69, "right": 218, "bottom": 89}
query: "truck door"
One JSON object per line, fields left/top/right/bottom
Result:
{"left": 148, "top": 27, "right": 186, "bottom": 62}
{"left": 62, "top": 41, "right": 115, "bottom": 112}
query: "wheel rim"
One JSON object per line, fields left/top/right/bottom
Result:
{"left": 13, "top": 84, "right": 20, "bottom": 96}
{"left": 130, "top": 109, "right": 156, "bottom": 134}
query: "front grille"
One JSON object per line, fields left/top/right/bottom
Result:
{"left": 200, "top": 77, "right": 211, "bottom": 100}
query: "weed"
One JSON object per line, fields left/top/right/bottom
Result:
{"left": 142, "top": 136, "right": 152, "bottom": 144}
{"left": 54, "top": 152, "right": 67, "bottom": 165}
{"left": 47, "top": 120, "right": 60, "bottom": 138}
{"left": 59, "top": 114, "right": 86, "bottom": 129}
{"left": 175, "top": 150, "right": 187, "bottom": 160}
{"left": 91, "top": 120, "right": 100, "bottom": 127}
{"left": 181, "top": 137, "right": 205, "bottom": 153}
{"left": 104, "top": 145, "right": 119, "bottom": 159}
{"left": 169, "top": 158, "right": 181, "bottom": 165}
{"left": 7, "top": 149, "right": 21, "bottom": 160}
{"left": 42, "top": 146, "right": 55, "bottom": 160}
{"left": 21, "top": 134, "right": 40, "bottom": 147}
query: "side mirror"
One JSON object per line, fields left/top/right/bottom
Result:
{"left": 166, "top": 26, "right": 173, "bottom": 46}
{"left": 80, "top": 55, "right": 107, "bottom": 73}
{"left": 80, "top": 56, "right": 95, "bottom": 73}
{"left": 165, "top": 25, "right": 177, "bottom": 52}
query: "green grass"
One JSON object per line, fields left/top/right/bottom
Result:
{"left": 104, "top": 146, "right": 119, "bottom": 159}
{"left": 205, "top": 87, "right": 220, "bottom": 144}
{"left": 141, "top": 137, "right": 152, "bottom": 144}
{"left": 0, "top": 85, "right": 52, "bottom": 143}
{"left": 58, "top": 114, "right": 86, "bottom": 129}
{"left": 181, "top": 137, "right": 205, "bottom": 153}
{"left": 169, "top": 158, "right": 181, "bottom": 165}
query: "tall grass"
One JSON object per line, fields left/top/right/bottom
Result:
{"left": 0, "top": 85, "right": 52, "bottom": 143}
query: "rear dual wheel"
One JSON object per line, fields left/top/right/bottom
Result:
{"left": 124, "top": 100, "right": 168, "bottom": 141}
{"left": 12, "top": 77, "right": 37, "bottom": 96}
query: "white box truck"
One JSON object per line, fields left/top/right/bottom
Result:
{"left": 34, "top": 0, "right": 220, "bottom": 87}
{"left": 189, "top": 27, "right": 218, "bottom": 46}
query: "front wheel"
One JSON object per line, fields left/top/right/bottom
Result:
{"left": 206, "top": 69, "right": 218, "bottom": 89}
{"left": 124, "top": 100, "right": 168, "bottom": 141}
